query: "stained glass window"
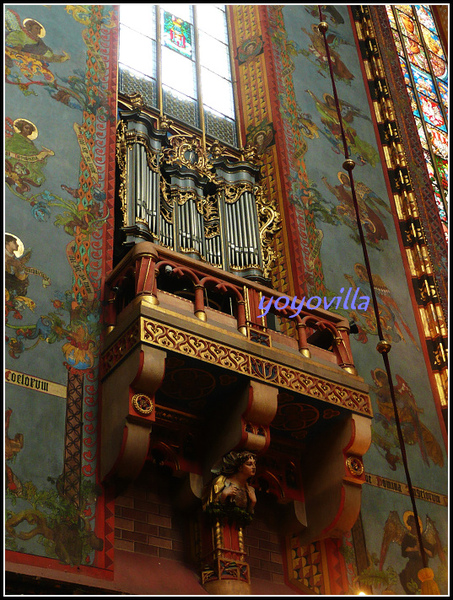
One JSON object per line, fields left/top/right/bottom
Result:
{"left": 119, "top": 4, "right": 237, "bottom": 146}
{"left": 163, "top": 11, "right": 193, "bottom": 59}
{"left": 386, "top": 5, "right": 448, "bottom": 240}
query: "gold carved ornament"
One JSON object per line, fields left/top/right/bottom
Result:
{"left": 162, "top": 133, "right": 216, "bottom": 181}
{"left": 115, "top": 120, "right": 128, "bottom": 226}
{"left": 346, "top": 456, "right": 364, "bottom": 477}
{"left": 131, "top": 393, "right": 154, "bottom": 416}
{"left": 255, "top": 183, "right": 282, "bottom": 278}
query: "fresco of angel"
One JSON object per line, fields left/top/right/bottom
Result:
{"left": 301, "top": 23, "right": 354, "bottom": 83}
{"left": 306, "top": 90, "right": 379, "bottom": 166}
{"left": 322, "top": 172, "right": 390, "bottom": 249}
{"left": 379, "top": 510, "right": 446, "bottom": 594}
{"left": 344, "top": 263, "right": 420, "bottom": 349}
{"left": 305, "top": 6, "right": 344, "bottom": 25}
{"left": 370, "top": 423, "right": 401, "bottom": 471}
{"left": 370, "top": 368, "right": 444, "bottom": 469}
{"left": 5, "top": 9, "right": 69, "bottom": 90}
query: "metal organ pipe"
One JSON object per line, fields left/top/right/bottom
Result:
{"left": 124, "top": 146, "right": 135, "bottom": 226}
{"left": 150, "top": 164, "right": 156, "bottom": 237}
{"left": 119, "top": 110, "right": 267, "bottom": 276}
{"left": 226, "top": 201, "right": 234, "bottom": 268}
{"left": 190, "top": 197, "right": 196, "bottom": 251}
{"left": 239, "top": 193, "right": 247, "bottom": 267}
{"left": 135, "top": 144, "right": 142, "bottom": 221}
{"left": 245, "top": 191, "right": 259, "bottom": 265}
{"left": 179, "top": 199, "right": 186, "bottom": 249}
{"left": 231, "top": 200, "right": 240, "bottom": 268}
{"left": 140, "top": 145, "right": 147, "bottom": 223}
{"left": 238, "top": 198, "right": 247, "bottom": 268}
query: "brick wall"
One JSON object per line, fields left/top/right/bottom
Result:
{"left": 245, "top": 497, "right": 286, "bottom": 585}
{"left": 114, "top": 463, "right": 286, "bottom": 586}
{"left": 114, "top": 462, "right": 188, "bottom": 562}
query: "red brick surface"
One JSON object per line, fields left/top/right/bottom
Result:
{"left": 114, "top": 464, "right": 287, "bottom": 587}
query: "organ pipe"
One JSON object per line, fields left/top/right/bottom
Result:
{"left": 117, "top": 107, "right": 276, "bottom": 281}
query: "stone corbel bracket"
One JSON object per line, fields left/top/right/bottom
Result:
{"left": 203, "top": 379, "right": 278, "bottom": 480}
{"left": 100, "top": 344, "right": 166, "bottom": 485}
{"left": 295, "top": 412, "right": 371, "bottom": 543}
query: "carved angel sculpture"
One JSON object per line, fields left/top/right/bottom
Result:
{"left": 202, "top": 451, "right": 257, "bottom": 525}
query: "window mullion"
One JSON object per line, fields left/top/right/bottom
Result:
{"left": 192, "top": 5, "right": 206, "bottom": 150}
{"left": 156, "top": 5, "right": 163, "bottom": 116}
{"left": 391, "top": 7, "right": 448, "bottom": 215}
{"left": 225, "top": 6, "right": 242, "bottom": 149}
{"left": 412, "top": 9, "right": 448, "bottom": 129}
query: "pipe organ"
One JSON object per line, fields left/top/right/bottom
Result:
{"left": 116, "top": 104, "right": 280, "bottom": 281}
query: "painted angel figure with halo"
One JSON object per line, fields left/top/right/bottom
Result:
{"left": 5, "top": 8, "right": 69, "bottom": 89}
{"left": 379, "top": 510, "right": 445, "bottom": 594}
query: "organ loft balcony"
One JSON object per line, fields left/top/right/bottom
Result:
{"left": 100, "top": 101, "right": 372, "bottom": 548}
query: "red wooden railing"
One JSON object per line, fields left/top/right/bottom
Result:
{"left": 104, "top": 242, "right": 357, "bottom": 374}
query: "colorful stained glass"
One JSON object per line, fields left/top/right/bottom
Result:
{"left": 387, "top": 7, "right": 397, "bottom": 28}
{"left": 160, "top": 4, "right": 193, "bottom": 23}
{"left": 418, "top": 95, "right": 446, "bottom": 131}
{"left": 437, "top": 80, "right": 448, "bottom": 110}
{"left": 402, "top": 35, "right": 430, "bottom": 71}
{"left": 434, "top": 156, "right": 448, "bottom": 192}
{"left": 414, "top": 5, "right": 437, "bottom": 32}
{"left": 392, "top": 30, "right": 404, "bottom": 56}
{"left": 428, "top": 53, "right": 447, "bottom": 81}
{"left": 421, "top": 27, "right": 445, "bottom": 60}
{"left": 389, "top": 5, "right": 448, "bottom": 238}
{"left": 426, "top": 125, "right": 448, "bottom": 159}
{"left": 395, "top": 5, "right": 413, "bottom": 17}
{"left": 414, "top": 117, "right": 429, "bottom": 150}
{"left": 411, "top": 64, "right": 437, "bottom": 101}
{"left": 163, "top": 11, "right": 193, "bottom": 58}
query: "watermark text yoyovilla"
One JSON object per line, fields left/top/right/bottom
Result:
{"left": 258, "top": 287, "right": 370, "bottom": 318}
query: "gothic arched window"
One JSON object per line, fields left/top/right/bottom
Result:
{"left": 119, "top": 4, "right": 237, "bottom": 146}
{"left": 386, "top": 5, "right": 448, "bottom": 239}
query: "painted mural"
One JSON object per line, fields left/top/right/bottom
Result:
{"left": 5, "top": 5, "right": 118, "bottom": 569}
{"left": 265, "top": 5, "right": 447, "bottom": 594}
{"left": 4, "top": 4, "right": 447, "bottom": 594}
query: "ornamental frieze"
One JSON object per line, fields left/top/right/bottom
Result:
{"left": 101, "top": 316, "right": 371, "bottom": 416}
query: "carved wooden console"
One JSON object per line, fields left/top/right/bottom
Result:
{"left": 100, "top": 242, "right": 372, "bottom": 593}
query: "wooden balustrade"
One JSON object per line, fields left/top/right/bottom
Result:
{"left": 104, "top": 242, "right": 357, "bottom": 374}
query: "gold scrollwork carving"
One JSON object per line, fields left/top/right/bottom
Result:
{"left": 136, "top": 318, "right": 372, "bottom": 415}
{"left": 171, "top": 188, "right": 199, "bottom": 207}
{"left": 116, "top": 120, "right": 128, "bottom": 226}
{"left": 163, "top": 133, "right": 216, "bottom": 180}
{"left": 205, "top": 223, "right": 221, "bottom": 239}
{"left": 255, "top": 184, "right": 282, "bottom": 278}
{"left": 127, "top": 92, "right": 145, "bottom": 108}
{"left": 222, "top": 182, "right": 254, "bottom": 204}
